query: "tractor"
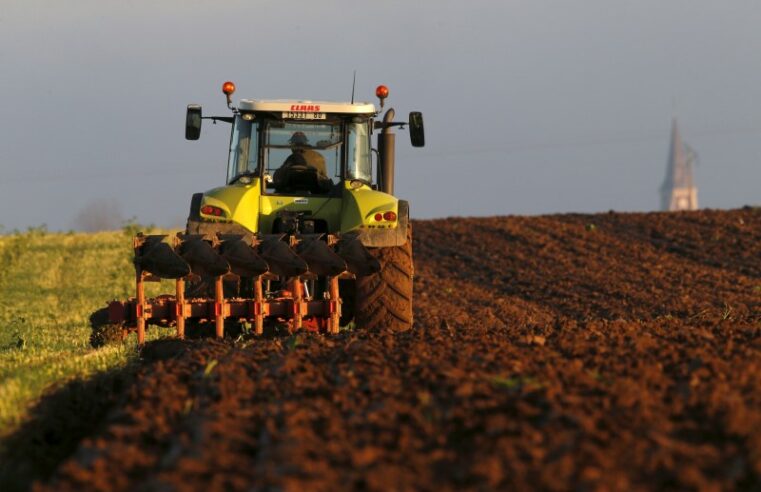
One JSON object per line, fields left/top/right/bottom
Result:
{"left": 90, "top": 81, "right": 424, "bottom": 345}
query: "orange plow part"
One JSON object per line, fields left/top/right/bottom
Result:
{"left": 98, "top": 232, "right": 374, "bottom": 344}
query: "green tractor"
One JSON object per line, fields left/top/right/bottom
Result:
{"left": 91, "top": 81, "right": 424, "bottom": 345}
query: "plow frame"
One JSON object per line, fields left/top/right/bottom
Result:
{"left": 111, "top": 233, "right": 351, "bottom": 344}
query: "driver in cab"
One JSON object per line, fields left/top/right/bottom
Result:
{"left": 273, "top": 132, "right": 332, "bottom": 193}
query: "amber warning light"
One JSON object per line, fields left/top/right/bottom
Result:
{"left": 222, "top": 81, "right": 236, "bottom": 107}
{"left": 375, "top": 84, "right": 389, "bottom": 109}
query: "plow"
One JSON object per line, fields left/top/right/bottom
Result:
{"left": 91, "top": 81, "right": 423, "bottom": 345}
{"left": 95, "top": 232, "right": 379, "bottom": 344}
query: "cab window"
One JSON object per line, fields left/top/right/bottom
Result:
{"left": 262, "top": 121, "right": 342, "bottom": 195}
{"left": 347, "top": 121, "right": 372, "bottom": 183}
{"left": 226, "top": 116, "right": 259, "bottom": 183}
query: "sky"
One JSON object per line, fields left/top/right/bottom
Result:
{"left": 1, "top": 0, "right": 760, "bottom": 231}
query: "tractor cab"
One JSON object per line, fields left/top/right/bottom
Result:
{"left": 185, "top": 82, "right": 424, "bottom": 237}
{"left": 225, "top": 100, "right": 376, "bottom": 198}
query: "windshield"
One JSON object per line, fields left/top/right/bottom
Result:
{"left": 227, "top": 116, "right": 259, "bottom": 183}
{"left": 263, "top": 121, "right": 342, "bottom": 195}
{"left": 347, "top": 121, "right": 372, "bottom": 182}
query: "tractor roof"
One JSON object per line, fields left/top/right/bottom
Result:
{"left": 239, "top": 99, "right": 377, "bottom": 115}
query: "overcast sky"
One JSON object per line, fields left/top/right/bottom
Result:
{"left": 1, "top": 1, "right": 760, "bottom": 231}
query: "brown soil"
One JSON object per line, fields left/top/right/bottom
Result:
{"left": 32, "top": 209, "right": 761, "bottom": 490}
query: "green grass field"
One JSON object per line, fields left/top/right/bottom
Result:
{"left": 0, "top": 228, "right": 169, "bottom": 438}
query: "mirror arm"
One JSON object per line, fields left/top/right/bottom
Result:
{"left": 202, "top": 116, "right": 234, "bottom": 124}
{"left": 374, "top": 121, "right": 407, "bottom": 130}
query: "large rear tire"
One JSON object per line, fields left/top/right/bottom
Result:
{"left": 354, "top": 226, "right": 413, "bottom": 332}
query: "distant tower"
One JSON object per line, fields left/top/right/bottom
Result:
{"left": 660, "top": 118, "right": 698, "bottom": 211}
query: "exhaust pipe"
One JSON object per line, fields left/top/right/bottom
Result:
{"left": 378, "top": 108, "right": 395, "bottom": 195}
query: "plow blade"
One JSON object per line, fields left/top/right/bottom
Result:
{"left": 219, "top": 236, "right": 270, "bottom": 277}
{"left": 258, "top": 235, "right": 309, "bottom": 277}
{"left": 296, "top": 236, "right": 347, "bottom": 277}
{"left": 177, "top": 236, "right": 231, "bottom": 277}
{"left": 336, "top": 236, "right": 382, "bottom": 276}
{"left": 134, "top": 236, "right": 191, "bottom": 279}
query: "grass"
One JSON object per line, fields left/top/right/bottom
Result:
{"left": 0, "top": 227, "right": 170, "bottom": 439}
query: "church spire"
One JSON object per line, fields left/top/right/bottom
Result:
{"left": 661, "top": 118, "right": 698, "bottom": 211}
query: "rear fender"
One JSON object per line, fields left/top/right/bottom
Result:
{"left": 354, "top": 200, "right": 409, "bottom": 247}
{"left": 198, "top": 183, "right": 261, "bottom": 232}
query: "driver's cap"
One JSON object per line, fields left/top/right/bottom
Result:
{"left": 289, "top": 131, "right": 309, "bottom": 145}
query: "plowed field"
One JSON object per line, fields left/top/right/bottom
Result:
{"left": 21, "top": 210, "right": 761, "bottom": 490}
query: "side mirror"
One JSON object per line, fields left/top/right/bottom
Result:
{"left": 186, "top": 105, "right": 202, "bottom": 140}
{"left": 409, "top": 111, "right": 425, "bottom": 147}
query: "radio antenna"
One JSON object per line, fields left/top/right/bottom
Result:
{"left": 351, "top": 70, "right": 357, "bottom": 104}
